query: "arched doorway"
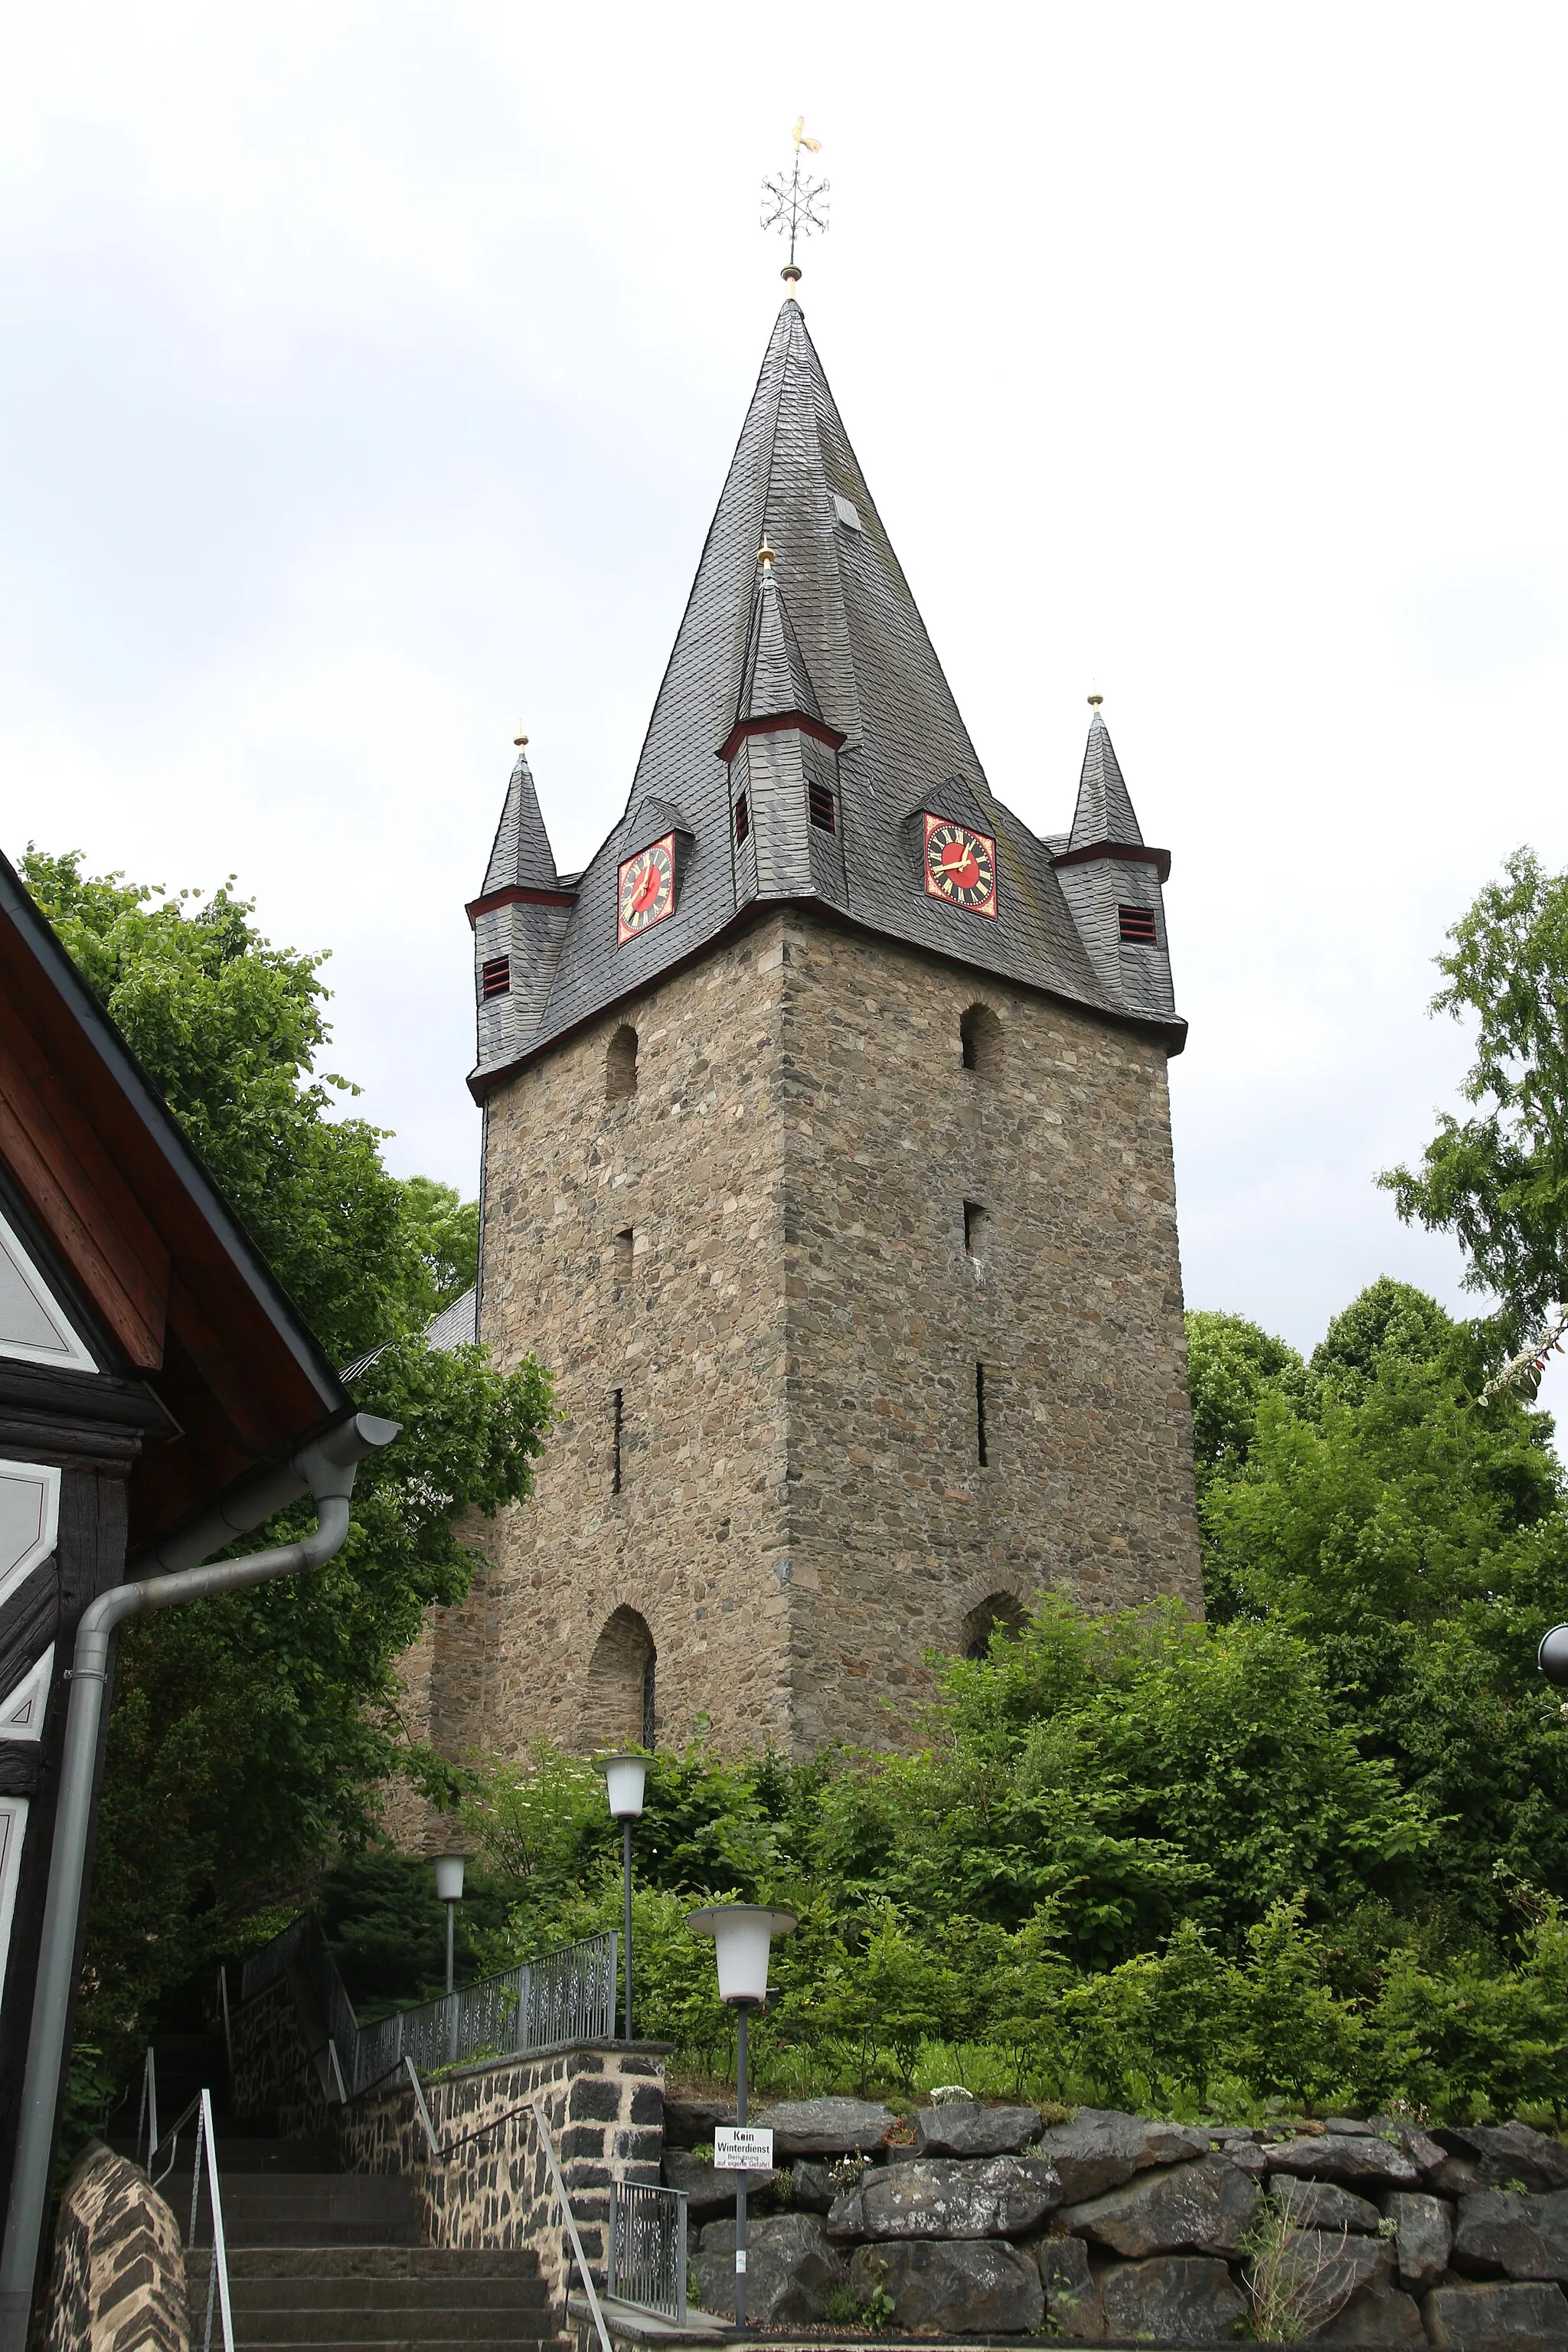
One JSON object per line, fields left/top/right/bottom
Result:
{"left": 582, "top": 1606, "right": 656, "bottom": 1749}
{"left": 962, "top": 1591, "right": 1027, "bottom": 1661}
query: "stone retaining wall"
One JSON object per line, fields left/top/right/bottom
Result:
{"left": 39, "top": 2139, "right": 189, "bottom": 2352}
{"left": 663, "top": 2096, "right": 1568, "bottom": 2346}
{"left": 337, "top": 2039, "right": 665, "bottom": 2328}
{"left": 227, "top": 1971, "right": 334, "bottom": 2138}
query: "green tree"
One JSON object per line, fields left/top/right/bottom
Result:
{"left": 1383, "top": 847, "right": 1568, "bottom": 1339}
{"left": 18, "top": 850, "right": 553, "bottom": 2085}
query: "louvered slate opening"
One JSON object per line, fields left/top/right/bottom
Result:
{"left": 734, "top": 790, "right": 750, "bottom": 845}
{"left": 1118, "top": 905, "right": 1158, "bottom": 944}
{"left": 808, "top": 780, "right": 837, "bottom": 834}
{"left": 481, "top": 954, "right": 511, "bottom": 998}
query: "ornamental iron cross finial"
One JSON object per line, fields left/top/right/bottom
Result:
{"left": 761, "top": 117, "right": 829, "bottom": 291}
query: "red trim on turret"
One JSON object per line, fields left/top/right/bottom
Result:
{"left": 466, "top": 884, "right": 580, "bottom": 929}
{"left": 715, "top": 710, "right": 848, "bottom": 766}
{"left": 1052, "top": 841, "right": 1172, "bottom": 884}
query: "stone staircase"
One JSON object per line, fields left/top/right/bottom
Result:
{"left": 130, "top": 2037, "right": 560, "bottom": 2351}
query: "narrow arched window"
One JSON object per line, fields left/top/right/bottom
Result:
{"left": 963, "top": 1592, "right": 1026, "bottom": 1661}
{"left": 583, "top": 1606, "right": 656, "bottom": 1751}
{"left": 606, "top": 1024, "right": 639, "bottom": 1102}
{"left": 959, "top": 1003, "right": 1001, "bottom": 1074}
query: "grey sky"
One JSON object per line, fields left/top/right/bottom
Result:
{"left": 2, "top": 3, "right": 1565, "bottom": 1402}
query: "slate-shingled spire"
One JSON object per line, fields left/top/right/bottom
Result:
{"left": 467, "top": 304, "right": 1184, "bottom": 1100}
{"left": 469, "top": 736, "right": 577, "bottom": 1073}
{"left": 1052, "top": 704, "right": 1174, "bottom": 1019}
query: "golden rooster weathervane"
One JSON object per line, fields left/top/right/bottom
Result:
{"left": 761, "top": 118, "right": 829, "bottom": 295}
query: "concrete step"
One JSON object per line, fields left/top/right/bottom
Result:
{"left": 210, "top": 2311, "right": 557, "bottom": 2344}
{"left": 207, "top": 2220, "right": 429, "bottom": 2247}
{"left": 195, "top": 2249, "right": 545, "bottom": 2282}
{"left": 155, "top": 2136, "right": 339, "bottom": 2174}
{"left": 213, "top": 2339, "right": 560, "bottom": 2352}
{"left": 224, "top": 2278, "right": 549, "bottom": 2314}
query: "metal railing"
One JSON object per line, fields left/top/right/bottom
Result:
{"left": 531, "top": 2096, "right": 612, "bottom": 2352}
{"left": 135, "top": 2072, "right": 233, "bottom": 2352}
{"left": 607, "top": 2177, "right": 688, "bottom": 2325}
{"left": 237, "top": 1912, "right": 618, "bottom": 2099}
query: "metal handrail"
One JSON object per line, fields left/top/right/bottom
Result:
{"left": 236, "top": 1912, "right": 618, "bottom": 2099}
{"left": 134, "top": 2047, "right": 158, "bottom": 2173}
{"left": 531, "top": 2095, "right": 612, "bottom": 2352}
{"left": 188, "top": 2089, "right": 234, "bottom": 2352}
{"left": 607, "top": 2177, "right": 688, "bottom": 2324}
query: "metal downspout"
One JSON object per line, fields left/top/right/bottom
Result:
{"left": 0, "top": 1408, "right": 398, "bottom": 2350}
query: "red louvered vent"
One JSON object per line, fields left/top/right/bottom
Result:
{"left": 734, "top": 791, "right": 750, "bottom": 845}
{"left": 1118, "top": 905, "right": 1157, "bottom": 944}
{"left": 481, "top": 955, "right": 511, "bottom": 999}
{"left": 808, "top": 781, "right": 836, "bottom": 834}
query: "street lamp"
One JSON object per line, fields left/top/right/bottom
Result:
{"left": 433, "top": 1853, "right": 465, "bottom": 1997}
{"left": 1540, "top": 1626, "right": 1568, "bottom": 1687}
{"left": 596, "top": 1754, "right": 648, "bottom": 2040}
{"left": 688, "top": 1903, "right": 797, "bottom": 2331}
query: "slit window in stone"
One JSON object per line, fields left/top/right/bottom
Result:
{"left": 606, "top": 1024, "right": 639, "bottom": 1101}
{"left": 612, "top": 1388, "right": 624, "bottom": 1494}
{"left": 959, "top": 1003, "right": 1001, "bottom": 1073}
{"left": 964, "top": 1200, "right": 988, "bottom": 1255}
{"left": 615, "top": 1227, "right": 634, "bottom": 1290}
{"left": 975, "top": 1361, "right": 989, "bottom": 1467}
{"left": 1119, "top": 903, "right": 1158, "bottom": 943}
{"left": 481, "top": 955, "right": 511, "bottom": 1000}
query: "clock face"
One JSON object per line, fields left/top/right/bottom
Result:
{"left": 617, "top": 834, "right": 676, "bottom": 945}
{"left": 923, "top": 813, "right": 998, "bottom": 918}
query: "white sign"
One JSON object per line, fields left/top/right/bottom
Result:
{"left": 714, "top": 2125, "right": 775, "bottom": 2171}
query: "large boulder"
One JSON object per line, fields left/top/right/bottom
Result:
{"left": 913, "top": 2102, "right": 1041, "bottom": 2158}
{"left": 1453, "top": 2187, "right": 1568, "bottom": 2281}
{"left": 1250, "top": 2230, "right": 1393, "bottom": 2337}
{"left": 1099, "top": 2254, "right": 1246, "bottom": 2346}
{"left": 1064, "top": 2154, "right": 1260, "bottom": 2258}
{"left": 1319, "top": 2274, "right": 1427, "bottom": 2344}
{"left": 1385, "top": 2190, "right": 1454, "bottom": 2293}
{"left": 753, "top": 2096, "right": 895, "bottom": 2157}
{"left": 662, "top": 2096, "right": 734, "bottom": 2148}
{"left": 661, "top": 2149, "right": 775, "bottom": 2218}
{"left": 1423, "top": 2280, "right": 1568, "bottom": 2346}
{"left": 1037, "top": 2234, "right": 1106, "bottom": 2341}
{"left": 789, "top": 2159, "right": 843, "bottom": 2213}
{"left": 850, "top": 2238, "right": 1044, "bottom": 2335}
{"left": 1437, "top": 2125, "right": 1568, "bottom": 2195}
{"left": 828, "top": 2154, "right": 1061, "bottom": 2241}
{"left": 692, "top": 2212, "right": 845, "bottom": 2324}
{"left": 1264, "top": 2134, "right": 1419, "bottom": 2190}
{"left": 1272, "top": 2174, "right": 1382, "bottom": 2233}
{"left": 1031, "top": 2109, "right": 1208, "bottom": 2203}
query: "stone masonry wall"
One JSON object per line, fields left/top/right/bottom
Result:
{"left": 39, "top": 2140, "right": 190, "bottom": 2352}
{"left": 336, "top": 2040, "right": 664, "bottom": 2332}
{"left": 426, "top": 906, "right": 1200, "bottom": 1762}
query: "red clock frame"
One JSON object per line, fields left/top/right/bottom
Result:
{"left": 617, "top": 834, "right": 676, "bottom": 946}
{"left": 923, "top": 813, "right": 998, "bottom": 918}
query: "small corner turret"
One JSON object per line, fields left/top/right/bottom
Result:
{"left": 720, "top": 538, "right": 847, "bottom": 909}
{"left": 1052, "top": 700, "right": 1174, "bottom": 1020}
{"left": 467, "top": 732, "right": 577, "bottom": 1073}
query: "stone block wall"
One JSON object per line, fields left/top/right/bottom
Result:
{"left": 227, "top": 1971, "right": 333, "bottom": 2140}
{"left": 336, "top": 2039, "right": 665, "bottom": 2328}
{"left": 39, "top": 2140, "right": 189, "bottom": 2352}
{"left": 424, "top": 904, "right": 1200, "bottom": 1766}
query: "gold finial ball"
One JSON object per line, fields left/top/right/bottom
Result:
{"left": 1087, "top": 694, "right": 1103, "bottom": 708}
{"left": 757, "top": 535, "right": 776, "bottom": 571}
{"left": 514, "top": 728, "right": 529, "bottom": 746}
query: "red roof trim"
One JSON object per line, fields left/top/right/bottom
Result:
{"left": 466, "top": 883, "right": 580, "bottom": 929}
{"left": 1052, "top": 841, "right": 1172, "bottom": 884}
{"left": 716, "top": 710, "right": 848, "bottom": 766}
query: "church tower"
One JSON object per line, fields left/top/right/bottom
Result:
{"left": 440, "top": 296, "right": 1202, "bottom": 1761}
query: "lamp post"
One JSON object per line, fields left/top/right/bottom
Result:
{"left": 688, "top": 1903, "right": 797, "bottom": 2331}
{"left": 1541, "top": 1627, "right": 1568, "bottom": 1687}
{"left": 596, "top": 1754, "right": 648, "bottom": 2040}
{"left": 433, "top": 1853, "right": 466, "bottom": 1997}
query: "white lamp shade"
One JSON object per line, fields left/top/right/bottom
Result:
{"left": 688, "top": 1904, "right": 797, "bottom": 2004}
{"left": 597, "top": 1754, "right": 649, "bottom": 1818}
{"left": 433, "top": 1854, "right": 466, "bottom": 1903}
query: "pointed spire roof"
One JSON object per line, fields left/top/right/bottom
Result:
{"left": 626, "top": 299, "right": 986, "bottom": 813}
{"left": 481, "top": 738, "right": 560, "bottom": 897}
{"left": 1068, "top": 707, "right": 1145, "bottom": 852}
{"left": 737, "top": 566, "right": 825, "bottom": 729}
{"left": 469, "top": 305, "right": 1184, "bottom": 1100}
